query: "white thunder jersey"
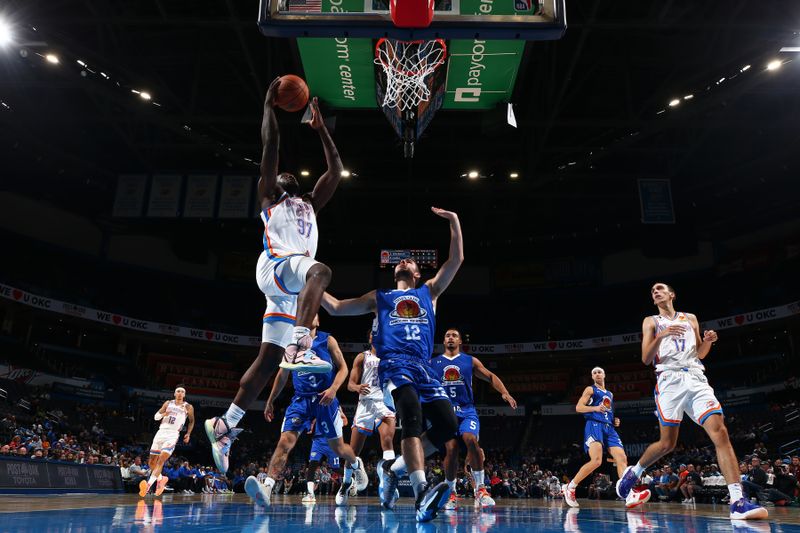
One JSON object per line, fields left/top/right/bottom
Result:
{"left": 652, "top": 312, "right": 704, "bottom": 373}
{"left": 360, "top": 351, "right": 383, "bottom": 401}
{"left": 260, "top": 193, "right": 318, "bottom": 261}
{"left": 159, "top": 401, "right": 188, "bottom": 432}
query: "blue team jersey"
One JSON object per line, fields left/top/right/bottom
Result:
{"left": 430, "top": 353, "right": 474, "bottom": 410}
{"left": 583, "top": 384, "right": 614, "bottom": 425}
{"left": 292, "top": 331, "right": 333, "bottom": 396}
{"left": 373, "top": 285, "right": 436, "bottom": 362}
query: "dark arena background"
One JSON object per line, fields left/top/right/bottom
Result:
{"left": 0, "top": 0, "right": 799, "bottom": 531}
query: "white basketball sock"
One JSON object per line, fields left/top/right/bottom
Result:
{"left": 225, "top": 403, "right": 245, "bottom": 428}
{"left": 382, "top": 450, "right": 396, "bottom": 461}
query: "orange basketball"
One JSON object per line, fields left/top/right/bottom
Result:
{"left": 275, "top": 75, "right": 309, "bottom": 112}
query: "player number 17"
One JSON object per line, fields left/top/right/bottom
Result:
{"left": 672, "top": 338, "right": 685, "bottom": 351}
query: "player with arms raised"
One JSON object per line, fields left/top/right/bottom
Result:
{"left": 205, "top": 78, "right": 344, "bottom": 475}
{"left": 562, "top": 367, "right": 650, "bottom": 509}
{"left": 140, "top": 386, "right": 194, "bottom": 497}
{"left": 616, "top": 282, "right": 767, "bottom": 520}
{"left": 322, "top": 207, "right": 463, "bottom": 522}
{"left": 430, "top": 327, "right": 516, "bottom": 510}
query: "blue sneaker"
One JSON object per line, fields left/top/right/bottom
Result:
{"left": 415, "top": 481, "right": 451, "bottom": 523}
{"left": 729, "top": 498, "right": 768, "bottom": 520}
{"left": 382, "top": 468, "right": 401, "bottom": 510}
{"left": 616, "top": 466, "right": 639, "bottom": 499}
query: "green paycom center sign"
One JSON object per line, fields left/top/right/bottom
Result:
{"left": 296, "top": 0, "right": 527, "bottom": 110}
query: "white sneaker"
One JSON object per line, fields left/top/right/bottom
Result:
{"left": 279, "top": 337, "right": 332, "bottom": 373}
{"left": 302, "top": 493, "right": 316, "bottom": 503}
{"left": 347, "top": 457, "right": 368, "bottom": 492}
{"left": 204, "top": 416, "right": 244, "bottom": 474}
{"left": 348, "top": 481, "right": 358, "bottom": 497}
{"left": 245, "top": 476, "right": 272, "bottom": 507}
{"left": 443, "top": 492, "right": 458, "bottom": 511}
{"left": 335, "top": 479, "right": 352, "bottom": 506}
{"left": 563, "top": 484, "right": 579, "bottom": 508}
{"left": 475, "top": 486, "right": 495, "bottom": 509}
{"left": 625, "top": 489, "right": 652, "bottom": 509}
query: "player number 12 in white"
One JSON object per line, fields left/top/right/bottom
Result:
{"left": 404, "top": 325, "right": 421, "bottom": 340}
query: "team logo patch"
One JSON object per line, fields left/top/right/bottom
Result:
{"left": 706, "top": 401, "right": 716, "bottom": 409}
{"left": 291, "top": 417, "right": 302, "bottom": 425}
{"left": 442, "top": 365, "right": 463, "bottom": 384}
{"left": 602, "top": 396, "right": 612, "bottom": 409}
{"left": 310, "top": 452, "right": 318, "bottom": 458}
{"left": 389, "top": 295, "right": 429, "bottom": 325}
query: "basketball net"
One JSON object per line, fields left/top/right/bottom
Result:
{"left": 374, "top": 38, "right": 447, "bottom": 111}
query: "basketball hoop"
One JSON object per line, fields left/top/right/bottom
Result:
{"left": 374, "top": 38, "right": 447, "bottom": 111}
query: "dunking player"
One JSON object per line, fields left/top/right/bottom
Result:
{"left": 616, "top": 283, "right": 768, "bottom": 520}
{"left": 322, "top": 207, "right": 463, "bottom": 522}
{"left": 205, "top": 78, "right": 345, "bottom": 474}
{"left": 429, "top": 327, "right": 517, "bottom": 509}
{"left": 348, "top": 334, "right": 397, "bottom": 475}
{"left": 303, "top": 408, "right": 349, "bottom": 503}
{"left": 562, "top": 367, "right": 651, "bottom": 509}
{"left": 244, "top": 316, "right": 367, "bottom": 506}
{"left": 140, "top": 386, "right": 194, "bottom": 497}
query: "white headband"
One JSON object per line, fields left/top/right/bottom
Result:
{"left": 175, "top": 387, "right": 186, "bottom": 393}
{"left": 591, "top": 367, "right": 604, "bottom": 374}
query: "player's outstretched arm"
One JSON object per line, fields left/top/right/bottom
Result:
{"left": 473, "top": 357, "right": 517, "bottom": 409}
{"left": 258, "top": 77, "right": 282, "bottom": 209}
{"left": 308, "top": 98, "right": 344, "bottom": 213}
{"left": 575, "top": 386, "right": 602, "bottom": 414}
{"left": 321, "top": 291, "right": 376, "bottom": 316}
{"left": 154, "top": 400, "right": 169, "bottom": 420}
{"left": 426, "top": 207, "right": 464, "bottom": 300}
{"left": 184, "top": 404, "right": 195, "bottom": 443}
{"left": 688, "top": 313, "right": 717, "bottom": 360}
{"left": 347, "top": 352, "right": 370, "bottom": 395}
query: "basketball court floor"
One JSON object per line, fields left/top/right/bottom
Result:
{"left": 0, "top": 494, "right": 797, "bottom": 532}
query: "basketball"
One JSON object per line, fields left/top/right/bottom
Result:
{"left": 274, "top": 75, "right": 309, "bottom": 112}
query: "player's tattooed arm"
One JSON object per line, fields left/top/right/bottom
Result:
{"left": 184, "top": 404, "right": 195, "bottom": 443}
{"left": 426, "top": 207, "right": 464, "bottom": 300}
{"left": 258, "top": 77, "right": 282, "bottom": 208}
{"left": 265, "top": 368, "right": 290, "bottom": 421}
{"left": 575, "top": 386, "right": 604, "bottom": 413}
{"left": 347, "top": 352, "right": 370, "bottom": 395}
{"left": 321, "top": 290, "right": 377, "bottom": 316}
{"left": 309, "top": 98, "right": 344, "bottom": 213}
{"left": 688, "top": 313, "right": 717, "bottom": 360}
{"left": 472, "top": 357, "right": 517, "bottom": 409}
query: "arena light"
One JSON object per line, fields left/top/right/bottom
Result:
{"left": 509, "top": 172, "right": 519, "bottom": 179}
{"left": 668, "top": 99, "right": 680, "bottom": 107}
{"left": 467, "top": 170, "right": 479, "bottom": 179}
{"left": 683, "top": 94, "right": 694, "bottom": 100}
{"left": 300, "top": 170, "right": 310, "bottom": 177}
{"left": 767, "top": 59, "right": 782, "bottom": 71}
{"left": 340, "top": 169, "right": 351, "bottom": 178}
{"left": 45, "top": 53, "right": 59, "bottom": 64}
{"left": 0, "top": 20, "right": 12, "bottom": 47}
{"left": 139, "top": 91, "right": 151, "bottom": 101}
{"left": 740, "top": 64, "right": 751, "bottom": 72}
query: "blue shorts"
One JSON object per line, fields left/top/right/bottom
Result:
{"left": 455, "top": 406, "right": 480, "bottom": 437}
{"left": 309, "top": 436, "right": 340, "bottom": 469}
{"left": 379, "top": 356, "right": 448, "bottom": 404}
{"left": 282, "top": 395, "right": 343, "bottom": 439}
{"left": 583, "top": 421, "right": 623, "bottom": 453}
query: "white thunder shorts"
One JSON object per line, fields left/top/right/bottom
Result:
{"left": 353, "top": 397, "right": 395, "bottom": 435}
{"left": 654, "top": 369, "right": 723, "bottom": 427}
{"left": 256, "top": 252, "right": 319, "bottom": 348}
{"left": 150, "top": 429, "right": 180, "bottom": 456}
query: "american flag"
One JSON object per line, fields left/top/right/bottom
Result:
{"left": 288, "top": 0, "right": 322, "bottom": 12}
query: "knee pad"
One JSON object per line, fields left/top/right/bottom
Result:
{"left": 391, "top": 385, "right": 423, "bottom": 440}
{"left": 422, "top": 400, "right": 458, "bottom": 448}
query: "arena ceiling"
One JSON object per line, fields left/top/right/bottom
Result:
{"left": 1, "top": 0, "right": 799, "bottom": 263}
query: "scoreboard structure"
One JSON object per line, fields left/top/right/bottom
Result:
{"left": 379, "top": 249, "right": 438, "bottom": 269}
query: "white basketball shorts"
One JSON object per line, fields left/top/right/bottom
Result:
{"left": 654, "top": 370, "right": 723, "bottom": 427}
{"left": 353, "top": 398, "right": 395, "bottom": 435}
{"left": 256, "top": 252, "right": 318, "bottom": 348}
{"left": 150, "top": 429, "right": 180, "bottom": 456}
